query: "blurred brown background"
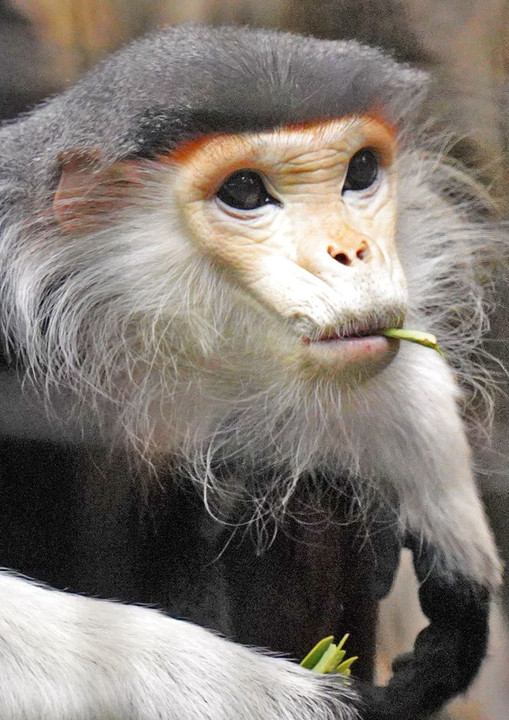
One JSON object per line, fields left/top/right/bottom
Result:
{"left": 1, "top": 1, "right": 508, "bottom": 718}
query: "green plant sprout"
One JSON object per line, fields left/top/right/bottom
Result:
{"left": 300, "top": 635, "right": 358, "bottom": 676}
{"left": 380, "top": 328, "right": 444, "bottom": 356}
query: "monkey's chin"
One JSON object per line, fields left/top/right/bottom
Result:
{"left": 301, "top": 335, "right": 399, "bottom": 383}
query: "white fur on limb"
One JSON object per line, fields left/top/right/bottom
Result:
{"left": 0, "top": 572, "right": 358, "bottom": 720}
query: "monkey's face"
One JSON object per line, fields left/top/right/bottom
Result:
{"left": 173, "top": 118, "right": 407, "bottom": 382}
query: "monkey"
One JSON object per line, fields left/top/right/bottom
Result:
{"left": 0, "top": 23, "right": 503, "bottom": 720}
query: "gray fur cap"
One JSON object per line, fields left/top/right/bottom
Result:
{"left": 0, "top": 24, "right": 427, "bottom": 195}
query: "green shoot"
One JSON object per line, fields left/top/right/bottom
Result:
{"left": 380, "top": 328, "right": 444, "bottom": 356}
{"left": 301, "top": 635, "right": 358, "bottom": 676}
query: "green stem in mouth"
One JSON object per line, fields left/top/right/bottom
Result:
{"left": 380, "top": 328, "right": 444, "bottom": 356}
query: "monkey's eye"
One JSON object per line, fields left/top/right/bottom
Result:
{"left": 343, "top": 148, "right": 379, "bottom": 193}
{"left": 216, "top": 170, "right": 276, "bottom": 210}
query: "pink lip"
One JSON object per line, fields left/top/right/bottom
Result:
{"left": 304, "top": 333, "right": 400, "bottom": 368}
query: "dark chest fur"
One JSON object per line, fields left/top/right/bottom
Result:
{"left": 0, "top": 436, "right": 377, "bottom": 679}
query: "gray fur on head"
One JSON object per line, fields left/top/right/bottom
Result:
{"left": 0, "top": 24, "right": 427, "bottom": 192}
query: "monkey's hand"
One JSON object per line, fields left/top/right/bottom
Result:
{"left": 359, "top": 534, "right": 490, "bottom": 720}
{"left": 0, "top": 571, "right": 365, "bottom": 720}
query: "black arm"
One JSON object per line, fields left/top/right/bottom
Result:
{"left": 360, "top": 533, "right": 490, "bottom": 720}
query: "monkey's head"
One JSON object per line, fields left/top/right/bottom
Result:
{"left": 0, "top": 26, "right": 495, "bottom": 508}
{"left": 55, "top": 113, "right": 405, "bottom": 387}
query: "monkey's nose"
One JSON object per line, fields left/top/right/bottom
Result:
{"left": 327, "top": 240, "right": 370, "bottom": 266}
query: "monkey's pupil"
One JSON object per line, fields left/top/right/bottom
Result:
{"left": 216, "top": 170, "right": 274, "bottom": 210}
{"left": 343, "top": 148, "right": 379, "bottom": 192}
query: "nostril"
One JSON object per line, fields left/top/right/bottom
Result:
{"left": 356, "top": 247, "right": 368, "bottom": 260}
{"left": 328, "top": 246, "right": 352, "bottom": 265}
{"left": 335, "top": 252, "right": 351, "bottom": 266}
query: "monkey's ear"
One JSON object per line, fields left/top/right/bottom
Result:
{"left": 54, "top": 150, "right": 143, "bottom": 231}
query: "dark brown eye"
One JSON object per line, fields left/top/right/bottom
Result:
{"left": 343, "top": 148, "right": 379, "bottom": 193}
{"left": 216, "top": 170, "right": 276, "bottom": 210}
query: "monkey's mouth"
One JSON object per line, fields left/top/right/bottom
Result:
{"left": 304, "top": 315, "right": 404, "bottom": 345}
{"left": 302, "top": 320, "right": 402, "bottom": 376}
{"left": 308, "top": 331, "right": 384, "bottom": 343}
{"left": 305, "top": 331, "right": 398, "bottom": 351}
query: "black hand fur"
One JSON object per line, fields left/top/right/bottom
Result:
{"left": 359, "top": 533, "right": 490, "bottom": 720}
